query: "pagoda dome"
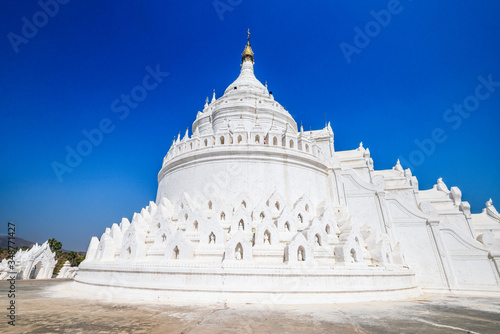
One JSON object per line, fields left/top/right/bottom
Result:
{"left": 223, "top": 60, "right": 266, "bottom": 95}
{"left": 193, "top": 32, "right": 297, "bottom": 135}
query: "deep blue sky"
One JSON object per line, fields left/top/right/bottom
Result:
{"left": 1, "top": 1, "right": 499, "bottom": 251}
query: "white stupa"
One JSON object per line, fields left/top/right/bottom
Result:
{"left": 74, "top": 32, "right": 500, "bottom": 303}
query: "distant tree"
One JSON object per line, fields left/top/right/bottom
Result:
{"left": 56, "top": 250, "right": 64, "bottom": 259}
{"left": 21, "top": 246, "right": 30, "bottom": 251}
{"left": 66, "top": 251, "right": 79, "bottom": 266}
{"left": 53, "top": 257, "right": 66, "bottom": 275}
{"left": 48, "top": 238, "right": 62, "bottom": 252}
{"left": 75, "top": 253, "right": 86, "bottom": 266}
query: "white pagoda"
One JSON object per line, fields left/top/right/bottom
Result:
{"left": 74, "top": 33, "right": 500, "bottom": 303}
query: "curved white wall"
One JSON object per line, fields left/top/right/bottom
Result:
{"left": 157, "top": 146, "right": 333, "bottom": 209}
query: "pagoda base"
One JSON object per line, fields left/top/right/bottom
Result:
{"left": 73, "top": 261, "right": 421, "bottom": 304}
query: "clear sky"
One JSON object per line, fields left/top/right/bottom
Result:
{"left": 1, "top": 1, "right": 499, "bottom": 251}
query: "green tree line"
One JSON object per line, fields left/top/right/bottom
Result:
{"left": 48, "top": 238, "right": 86, "bottom": 275}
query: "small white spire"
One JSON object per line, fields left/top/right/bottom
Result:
{"left": 204, "top": 97, "right": 209, "bottom": 109}
{"left": 211, "top": 90, "right": 216, "bottom": 103}
{"left": 394, "top": 159, "right": 403, "bottom": 172}
{"left": 327, "top": 121, "right": 333, "bottom": 134}
{"left": 436, "top": 177, "right": 449, "bottom": 193}
{"left": 404, "top": 168, "right": 412, "bottom": 177}
{"left": 485, "top": 198, "right": 499, "bottom": 216}
{"left": 183, "top": 128, "right": 189, "bottom": 140}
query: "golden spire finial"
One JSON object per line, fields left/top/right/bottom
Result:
{"left": 242, "top": 29, "right": 254, "bottom": 64}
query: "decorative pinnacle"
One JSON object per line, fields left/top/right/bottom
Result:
{"left": 242, "top": 29, "right": 254, "bottom": 64}
{"left": 394, "top": 159, "right": 403, "bottom": 172}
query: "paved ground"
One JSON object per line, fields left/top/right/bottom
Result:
{"left": 0, "top": 280, "right": 499, "bottom": 334}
